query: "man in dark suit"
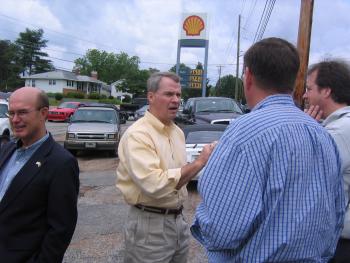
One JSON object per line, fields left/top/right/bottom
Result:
{"left": 0, "top": 87, "right": 79, "bottom": 262}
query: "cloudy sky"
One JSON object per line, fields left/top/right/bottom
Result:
{"left": 1, "top": 0, "right": 350, "bottom": 85}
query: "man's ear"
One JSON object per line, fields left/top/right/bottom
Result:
{"left": 321, "top": 87, "right": 332, "bottom": 98}
{"left": 147, "top": 91, "right": 154, "bottom": 104}
{"left": 40, "top": 107, "right": 49, "bottom": 121}
{"left": 244, "top": 67, "right": 253, "bottom": 91}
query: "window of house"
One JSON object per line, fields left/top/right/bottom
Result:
{"left": 49, "top": 80, "right": 52, "bottom": 85}
{"left": 53, "top": 80, "right": 56, "bottom": 85}
{"left": 32, "top": 79, "right": 35, "bottom": 87}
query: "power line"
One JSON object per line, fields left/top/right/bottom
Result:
{"left": 253, "top": 0, "right": 269, "bottom": 43}
{"left": 0, "top": 13, "right": 120, "bottom": 52}
{"left": 243, "top": 0, "right": 258, "bottom": 31}
{"left": 253, "top": 0, "right": 276, "bottom": 43}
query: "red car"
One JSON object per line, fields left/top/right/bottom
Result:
{"left": 48, "top": 101, "right": 85, "bottom": 122}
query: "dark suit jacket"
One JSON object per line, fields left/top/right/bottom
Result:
{"left": 0, "top": 134, "right": 79, "bottom": 263}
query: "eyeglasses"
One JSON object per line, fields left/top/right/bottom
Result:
{"left": 6, "top": 109, "right": 40, "bottom": 119}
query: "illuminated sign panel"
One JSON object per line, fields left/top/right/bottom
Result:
{"left": 190, "top": 69, "right": 203, "bottom": 89}
{"left": 180, "top": 13, "right": 208, "bottom": 40}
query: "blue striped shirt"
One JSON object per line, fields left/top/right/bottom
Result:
{"left": 191, "top": 95, "right": 345, "bottom": 262}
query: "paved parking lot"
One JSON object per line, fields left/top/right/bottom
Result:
{"left": 47, "top": 121, "right": 208, "bottom": 263}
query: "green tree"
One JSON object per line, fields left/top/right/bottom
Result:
{"left": 215, "top": 74, "right": 244, "bottom": 100}
{"left": 195, "top": 62, "right": 203, "bottom": 69}
{"left": 15, "top": 28, "right": 54, "bottom": 75}
{"left": 75, "top": 50, "right": 148, "bottom": 95}
{"left": 0, "top": 40, "right": 24, "bottom": 90}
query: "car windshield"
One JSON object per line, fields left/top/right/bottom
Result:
{"left": 195, "top": 99, "right": 242, "bottom": 114}
{"left": 0, "top": 104, "right": 8, "bottom": 118}
{"left": 186, "top": 130, "right": 224, "bottom": 144}
{"left": 71, "top": 109, "right": 116, "bottom": 123}
{"left": 58, "top": 102, "right": 79, "bottom": 109}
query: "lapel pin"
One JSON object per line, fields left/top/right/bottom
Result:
{"left": 36, "top": 161, "right": 41, "bottom": 168}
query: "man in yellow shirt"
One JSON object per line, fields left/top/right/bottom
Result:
{"left": 117, "top": 72, "right": 215, "bottom": 263}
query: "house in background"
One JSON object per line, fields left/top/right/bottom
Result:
{"left": 110, "top": 80, "right": 133, "bottom": 102}
{"left": 22, "top": 70, "right": 111, "bottom": 97}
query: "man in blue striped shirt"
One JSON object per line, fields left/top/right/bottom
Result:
{"left": 191, "top": 38, "right": 345, "bottom": 262}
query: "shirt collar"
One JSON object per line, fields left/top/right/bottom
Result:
{"left": 323, "top": 106, "right": 350, "bottom": 127}
{"left": 16, "top": 132, "right": 49, "bottom": 151}
{"left": 252, "top": 94, "right": 294, "bottom": 111}
{"left": 144, "top": 111, "right": 175, "bottom": 132}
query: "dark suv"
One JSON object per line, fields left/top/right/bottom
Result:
{"left": 176, "top": 97, "right": 243, "bottom": 127}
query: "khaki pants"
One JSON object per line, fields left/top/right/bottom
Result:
{"left": 124, "top": 206, "right": 190, "bottom": 263}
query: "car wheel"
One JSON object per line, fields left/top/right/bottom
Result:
{"left": 109, "top": 143, "right": 118, "bottom": 157}
{"left": 109, "top": 149, "right": 117, "bottom": 157}
{"left": 68, "top": 149, "right": 77, "bottom": 156}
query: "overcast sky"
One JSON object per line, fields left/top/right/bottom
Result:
{"left": 1, "top": 0, "right": 350, "bottom": 85}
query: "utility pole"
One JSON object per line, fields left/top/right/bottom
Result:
{"left": 294, "top": 0, "right": 314, "bottom": 108}
{"left": 217, "top": 65, "right": 223, "bottom": 90}
{"left": 235, "top": 14, "right": 241, "bottom": 101}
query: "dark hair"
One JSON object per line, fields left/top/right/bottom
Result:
{"left": 37, "top": 90, "right": 49, "bottom": 109}
{"left": 243, "top": 37, "right": 300, "bottom": 93}
{"left": 308, "top": 60, "right": 350, "bottom": 105}
{"left": 147, "top": 72, "right": 180, "bottom": 92}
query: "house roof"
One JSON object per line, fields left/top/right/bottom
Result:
{"left": 22, "top": 70, "right": 108, "bottom": 85}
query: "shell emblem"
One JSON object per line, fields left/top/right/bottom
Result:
{"left": 183, "top": 15, "right": 205, "bottom": 36}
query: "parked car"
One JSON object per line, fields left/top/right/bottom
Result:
{"left": 86, "top": 102, "right": 126, "bottom": 124}
{"left": 119, "top": 97, "right": 148, "bottom": 120}
{"left": 64, "top": 105, "right": 121, "bottom": 156}
{"left": 48, "top": 101, "right": 86, "bottom": 122}
{"left": 0, "top": 100, "right": 12, "bottom": 146}
{"left": 176, "top": 97, "right": 243, "bottom": 128}
{"left": 134, "top": 104, "right": 149, "bottom": 120}
{"left": 0, "top": 92, "right": 11, "bottom": 101}
{"left": 183, "top": 124, "right": 227, "bottom": 180}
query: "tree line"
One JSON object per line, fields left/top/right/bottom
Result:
{"left": 0, "top": 28, "right": 244, "bottom": 101}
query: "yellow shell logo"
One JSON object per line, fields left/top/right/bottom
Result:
{"left": 183, "top": 15, "right": 205, "bottom": 36}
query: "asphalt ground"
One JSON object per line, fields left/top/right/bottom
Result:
{"left": 46, "top": 121, "right": 208, "bottom": 263}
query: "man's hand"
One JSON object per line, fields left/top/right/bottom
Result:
{"left": 196, "top": 141, "right": 217, "bottom": 167}
{"left": 177, "top": 141, "right": 217, "bottom": 190}
{"left": 304, "top": 105, "right": 323, "bottom": 122}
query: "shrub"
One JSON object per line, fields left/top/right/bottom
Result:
{"left": 65, "top": 92, "right": 85, "bottom": 99}
{"left": 54, "top": 93, "right": 63, "bottom": 101}
{"left": 88, "top": 93, "right": 100, "bottom": 99}
{"left": 99, "top": 98, "right": 121, "bottom": 105}
{"left": 46, "top": 92, "right": 56, "bottom": 98}
{"left": 123, "top": 95, "right": 132, "bottom": 103}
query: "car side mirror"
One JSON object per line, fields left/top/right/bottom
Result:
{"left": 182, "top": 108, "right": 189, "bottom": 114}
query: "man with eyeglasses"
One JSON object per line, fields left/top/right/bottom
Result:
{"left": 0, "top": 87, "right": 79, "bottom": 262}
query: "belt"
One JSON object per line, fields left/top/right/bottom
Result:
{"left": 134, "top": 204, "right": 183, "bottom": 216}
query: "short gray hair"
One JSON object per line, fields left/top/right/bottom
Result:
{"left": 147, "top": 72, "right": 180, "bottom": 92}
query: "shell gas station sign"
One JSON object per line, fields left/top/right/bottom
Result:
{"left": 180, "top": 13, "right": 208, "bottom": 40}
{"left": 176, "top": 13, "right": 209, "bottom": 95}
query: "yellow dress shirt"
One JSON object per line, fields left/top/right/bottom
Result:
{"left": 116, "top": 111, "right": 187, "bottom": 208}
